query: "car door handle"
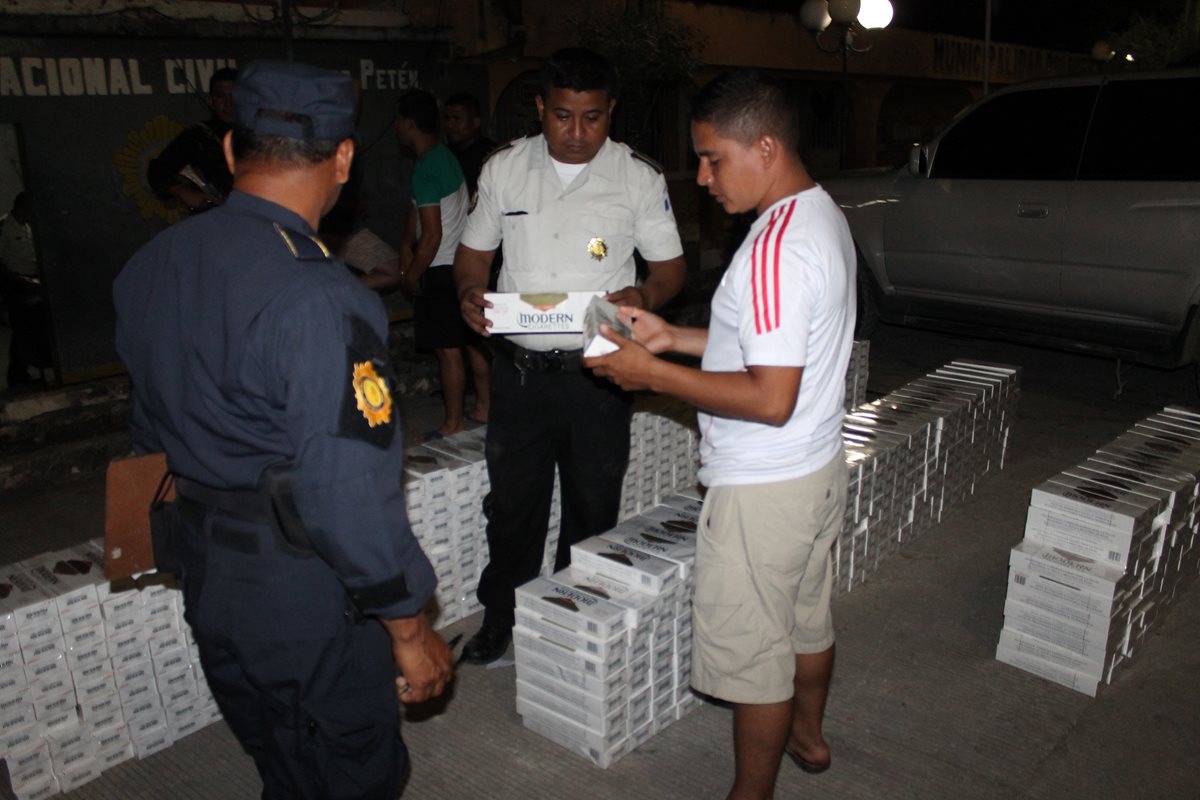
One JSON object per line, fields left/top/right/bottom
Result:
{"left": 1017, "top": 203, "right": 1049, "bottom": 219}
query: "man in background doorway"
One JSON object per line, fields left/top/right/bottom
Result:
{"left": 395, "top": 89, "right": 491, "bottom": 439}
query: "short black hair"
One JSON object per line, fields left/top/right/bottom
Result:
{"left": 230, "top": 114, "right": 339, "bottom": 167}
{"left": 540, "top": 47, "right": 618, "bottom": 101}
{"left": 395, "top": 89, "right": 440, "bottom": 135}
{"left": 445, "top": 93, "right": 483, "bottom": 119}
{"left": 691, "top": 70, "right": 800, "bottom": 152}
{"left": 209, "top": 67, "right": 238, "bottom": 94}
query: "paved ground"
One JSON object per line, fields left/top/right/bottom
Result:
{"left": 2, "top": 323, "right": 1198, "bottom": 799}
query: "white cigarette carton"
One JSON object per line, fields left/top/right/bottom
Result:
{"left": 1008, "top": 539, "right": 1130, "bottom": 601}
{"left": 564, "top": 567, "right": 663, "bottom": 629}
{"left": 514, "top": 648, "right": 627, "bottom": 697}
{"left": 1030, "top": 475, "right": 1158, "bottom": 535}
{"left": 582, "top": 296, "right": 632, "bottom": 357}
{"left": 0, "top": 687, "right": 35, "bottom": 726}
{"left": 513, "top": 606, "right": 625, "bottom": 660}
{"left": 570, "top": 538, "right": 679, "bottom": 594}
{"left": 1022, "top": 506, "right": 1145, "bottom": 569}
{"left": 484, "top": 291, "right": 605, "bottom": 334}
{"left": 1001, "top": 596, "right": 1123, "bottom": 660}
{"left": 78, "top": 691, "right": 122, "bottom": 724}
{"left": 995, "top": 637, "right": 1101, "bottom": 697}
{"left": 0, "top": 568, "right": 58, "bottom": 633}
{"left": 598, "top": 521, "right": 695, "bottom": 582}
{"left": 517, "top": 694, "right": 629, "bottom": 768}
{"left": 513, "top": 575, "right": 628, "bottom": 642}
{"left": 512, "top": 626, "right": 626, "bottom": 676}
{"left": 516, "top": 677, "right": 627, "bottom": 734}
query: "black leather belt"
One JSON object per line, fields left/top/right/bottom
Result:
{"left": 175, "top": 477, "right": 271, "bottom": 523}
{"left": 494, "top": 337, "right": 583, "bottom": 373}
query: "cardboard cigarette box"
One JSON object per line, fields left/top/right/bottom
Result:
{"left": 570, "top": 538, "right": 679, "bottom": 594}
{"left": 514, "top": 648, "right": 627, "bottom": 697}
{"left": 78, "top": 690, "right": 121, "bottom": 724}
{"left": 582, "top": 296, "right": 632, "bottom": 357}
{"left": 564, "top": 567, "right": 663, "bottom": 630}
{"left": 513, "top": 606, "right": 626, "bottom": 660}
{"left": 0, "top": 568, "right": 58, "bottom": 633}
{"left": 1009, "top": 539, "right": 1130, "bottom": 599}
{"left": 995, "top": 638, "right": 1100, "bottom": 697}
{"left": 598, "top": 523, "right": 695, "bottom": 581}
{"left": 1002, "top": 596, "right": 1124, "bottom": 660}
{"left": 1022, "top": 506, "right": 1145, "bottom": 569}
{"left": 517, "top": 694, "right": 629, "bottom": 768}
{"left": 512, "top": 626, "right": 626, "bottom": 677}
{"left": 516, "top": 678, "right": 626, "bottom": 734}
{"left": 484, "top": 291, "right": 604, "bottom": 334}
{"left": 1030, "top": 474, "right": 1158, "bottom": 535}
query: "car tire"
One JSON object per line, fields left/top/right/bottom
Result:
{"left": 855, "top": 261, "right": 879, "bottom": 339}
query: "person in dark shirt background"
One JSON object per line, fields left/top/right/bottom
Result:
{"left": 443, "top": 93, "right": 496, "bottom": 200}
{"left": 147, "top": 67, "right": 238, "bottom": 214}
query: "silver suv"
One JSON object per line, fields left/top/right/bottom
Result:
{"left": 823, "top": 69, "right": 1200, "bottom": 368}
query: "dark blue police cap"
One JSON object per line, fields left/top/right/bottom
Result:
{"left": 234, "top": 60, "right": 356, "bottom": 141}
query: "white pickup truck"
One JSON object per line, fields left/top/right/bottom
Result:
{"left": 822, "top": 68, "right": 1200, "bottom": 368}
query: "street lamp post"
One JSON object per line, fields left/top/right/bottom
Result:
{"left": 801, "top": 0, "right": 893, "bottom": 171}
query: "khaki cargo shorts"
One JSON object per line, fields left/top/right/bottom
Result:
{"left": 690, "top": 454, "right": 846, "bottom": 704}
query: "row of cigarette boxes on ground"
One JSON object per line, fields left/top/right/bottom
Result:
{"left": 513, "top": 490, "right": 704, "bottom": 768}
{"left": 996, "top": 405, "right": 1200, "bottom": 696}
{"left": 0, "top": 338, "right": 872, "bottom": 793}
{"left": 835, "top": 358, "right": 1020, "bottom": 596}
{"left": 1, "top": 541, "right": 219, "bottom": 800}
{"left": 512, "top": 356, "right": 1016, "bottom": 768}
{"left": 404, "top": 340, "right": 871, "bottom": 631}
{"left": 405, "top": 398, "right": 706, "bottom": 631}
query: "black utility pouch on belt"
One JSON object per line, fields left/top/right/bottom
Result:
{"left": 148, "top": 472, "right": 183, "bottom": 577}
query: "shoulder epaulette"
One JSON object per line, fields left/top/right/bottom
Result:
{"left": 482, "top": 139, "right": 518, "bottom": 166}
{"left": 273, "top": 223, "right": 332, "bottom": 262}
{"left": 630, "top": 148, "right": 664, "bottom": 174}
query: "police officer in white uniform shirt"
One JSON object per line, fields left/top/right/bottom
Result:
{"left": 453, "top": 47, "right": 686, "bottom": 664}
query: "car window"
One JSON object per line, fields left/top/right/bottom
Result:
{"left": 930, "top": 86, "right": 1098, "bottom": 180}
{"left": 1078, "top": 77, "right": 1200, "bottom": 181}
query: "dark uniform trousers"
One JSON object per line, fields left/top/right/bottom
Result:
{"left": 175, "top": 500, "right": 406, "bottom": 800}
{"left": 477, "top": 350, "right": 633, "bottom": 628}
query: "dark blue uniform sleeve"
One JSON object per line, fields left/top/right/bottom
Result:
{"left": 256, "top": 279, "right": 436, "bottom": 620}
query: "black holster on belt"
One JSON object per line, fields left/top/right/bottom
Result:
{"left": 149, "top": 472, "right": 183, "bottom": 576}
{"left": 174, "top": 465, "right": 316, "bottom": 559}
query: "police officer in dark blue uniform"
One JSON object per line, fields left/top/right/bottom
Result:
{"left": 114, "top": 60, "right": 453, "bottom": 799}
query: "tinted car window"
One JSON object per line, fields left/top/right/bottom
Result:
{"left": 930, "top": 86, "right": 1097, "bottom": 180}
{"left": 1078, "top": 77, "right": 1200, "bottom": 181}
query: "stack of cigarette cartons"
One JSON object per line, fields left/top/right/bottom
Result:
{"left": 996, "top": 406, "right": 1200, "bottom": 696}
{"left": 515, "top": 492, "right": 702, "bottom": 768}
{"left": 403, "top": 443, "right": 479, "bottom": 627}
{"left": 622, "top": 398, "right": 700, "bottom": 518}
{"left": 833, "top": 360, "right": 1021, "bottom": 596}
{"left": 1, "top": 540, "right": 220, "bottom": 799}
{"left": 845, "top": 339, "right": 870, "bottom": 412}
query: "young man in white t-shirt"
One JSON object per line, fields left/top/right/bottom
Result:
{"left": 585, "top": 70, "right": 856, "bottom": 799}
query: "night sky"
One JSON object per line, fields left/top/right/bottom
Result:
{"left": 890, "top": 0, "right": 1170, "bottom": 53}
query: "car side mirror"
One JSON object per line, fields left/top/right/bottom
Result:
{"left": 908, "top": 144, "right": 929, "bottom": 177}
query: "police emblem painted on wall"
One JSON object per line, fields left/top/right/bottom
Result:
{"left": 114, "top": 114, "right": 186, "bottom": 224}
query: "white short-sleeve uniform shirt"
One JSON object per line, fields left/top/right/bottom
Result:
{"left": 461, "top": 135, "right": 684, "bottom": 351}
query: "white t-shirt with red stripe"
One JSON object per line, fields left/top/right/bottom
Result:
{"left": 697, "top": 186, "right": 856, "bottom": 487}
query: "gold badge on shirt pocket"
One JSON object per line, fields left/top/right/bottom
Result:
{"left": 352, "top": 361, "right": 392, "bottom": 427}
{"left": 587, "top": 237, "right": 608, "bottom": 261}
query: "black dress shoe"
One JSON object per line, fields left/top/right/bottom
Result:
{"left": 460, "top": 624, "right": 512, "bottom": 665}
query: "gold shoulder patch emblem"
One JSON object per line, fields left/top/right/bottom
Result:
{"left": 352, "top": 361, "right": 392, "bottom": 427}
